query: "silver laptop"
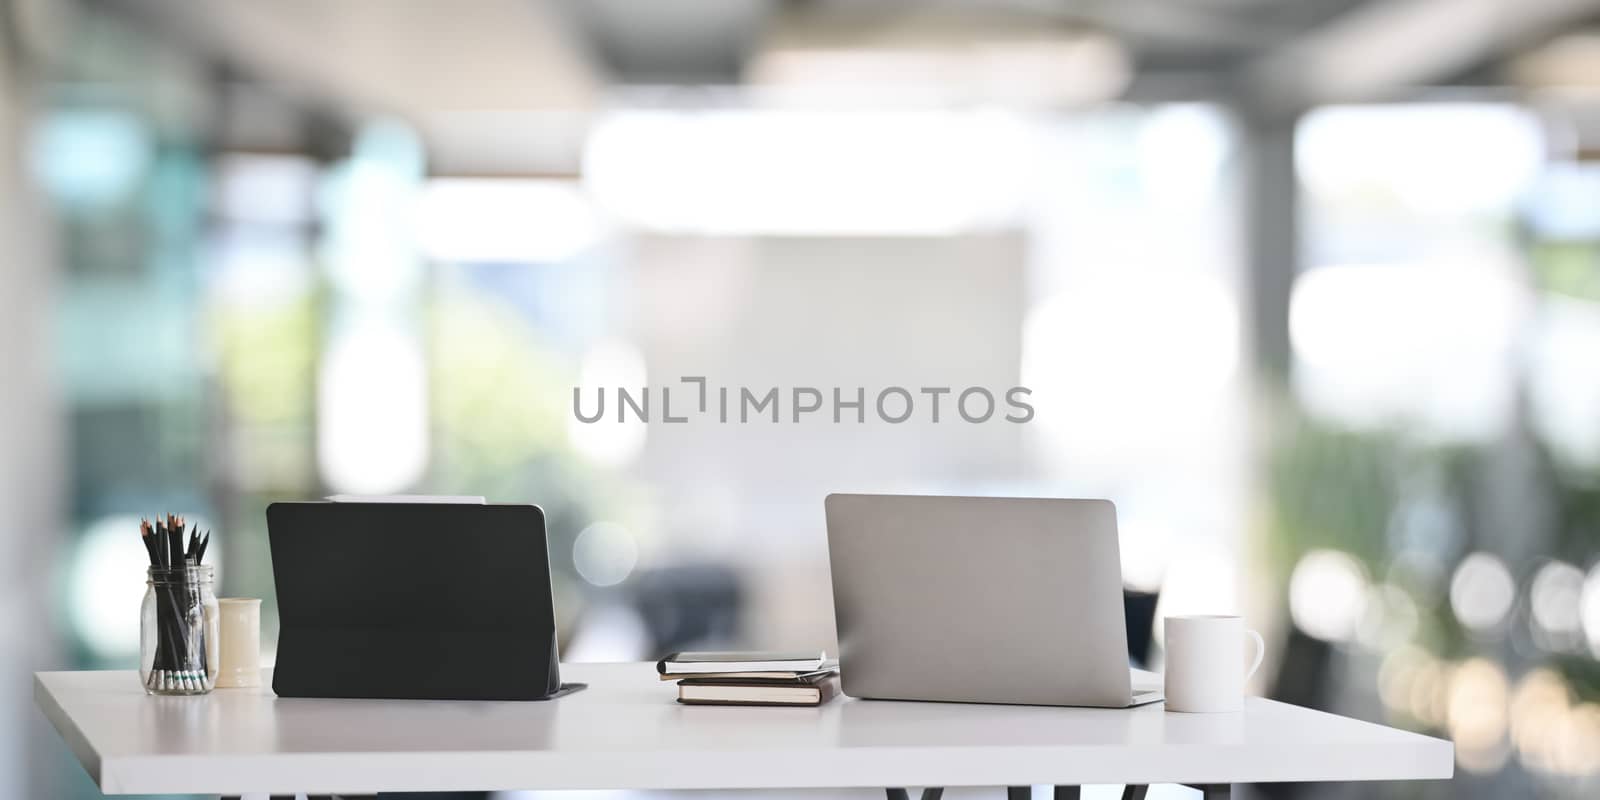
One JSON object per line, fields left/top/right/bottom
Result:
{"left": 824, "top": 493, "right": 1163, "bottom": 708}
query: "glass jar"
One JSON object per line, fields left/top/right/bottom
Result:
{"left": 140, "top": 565, "right": 219, "bottom": 695}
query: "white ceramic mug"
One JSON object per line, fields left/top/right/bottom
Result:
{"left": 1163, "top": 615, "right": 1265, "bottom": 713}
{"left": 215, "top": 598, "right": 262, "bottom": 688}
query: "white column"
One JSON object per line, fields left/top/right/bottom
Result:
{"left": 0, "top": 34, "right": 66, "bottom": 800}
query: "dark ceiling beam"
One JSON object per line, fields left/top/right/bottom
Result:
{"left": 1241, "top": 0, "right": 1600, "bottom": 115}
{"left": 1056, "top": 0, "right": 1318, "bottom": 51}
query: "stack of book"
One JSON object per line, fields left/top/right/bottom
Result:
{"left": 657, "top": 651, "right": 840, "bottom": 706}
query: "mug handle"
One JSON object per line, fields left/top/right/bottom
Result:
{"left": 1245, "top": 629, "right": 1265, "bottom": 680}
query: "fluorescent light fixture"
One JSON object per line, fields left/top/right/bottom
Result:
{"left": 583, "top": 108, "right": 1032, "bottom": 235}
{"left": 747, "top": 11, "right": 1131, "bottom": 108}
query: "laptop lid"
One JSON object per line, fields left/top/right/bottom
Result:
{"left": 267, "top": 501, "right": 562, "bottom": 700}
{"left": 824, "top": 493, "right": 1134, "bottom": 707}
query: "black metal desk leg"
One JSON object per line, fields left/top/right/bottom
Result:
{"left": 1008, "top": 787, "right": 1032, "bottom": 800}
{"left": 1054, "top": 786, "right": 1081, "bottom": 799}
{"left": 887, "top": 789, "right": 944, "bottom": 800}
{"left": 1119, "top": 786, "right": 1149, "bottom": 800}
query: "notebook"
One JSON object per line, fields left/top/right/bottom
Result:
{"left": 656, "top": 651, "right": 828, "bottom": 676}
{"left": 678, "top": 673, "right": 840, "bottom": 706}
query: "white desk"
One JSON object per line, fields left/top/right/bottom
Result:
{"left": 35, "top": 663, "right": 1452, "bottom": 797}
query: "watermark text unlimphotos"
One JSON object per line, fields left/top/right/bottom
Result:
{"left": 573, "top": 377, "right": 1034, "bottom": 425}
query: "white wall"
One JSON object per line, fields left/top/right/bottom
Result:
{"left": 618, "top": 234, "right": 1028, "bottom": 648}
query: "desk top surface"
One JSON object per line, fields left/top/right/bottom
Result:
{"left": 35, "top": 662, "right": 1453, "bottom": 795}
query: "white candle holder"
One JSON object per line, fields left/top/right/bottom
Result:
{"left": 215, "top": 597, "right": 263, "bottom": 689}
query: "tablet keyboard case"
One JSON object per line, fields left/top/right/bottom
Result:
{"left": 267, "top": 502, "right": 564, "bottom": 700}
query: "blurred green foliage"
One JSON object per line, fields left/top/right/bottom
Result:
{"left": 1530, "top": 241, "right": 1600, "bottom": 303}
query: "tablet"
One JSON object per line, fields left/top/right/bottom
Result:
{"left": 267, "top": 501, "right": 579, "bottom": 700}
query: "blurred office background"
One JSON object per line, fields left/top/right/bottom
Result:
{"left": 4, "top": 0, "right": 1600, "bottom": 798}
